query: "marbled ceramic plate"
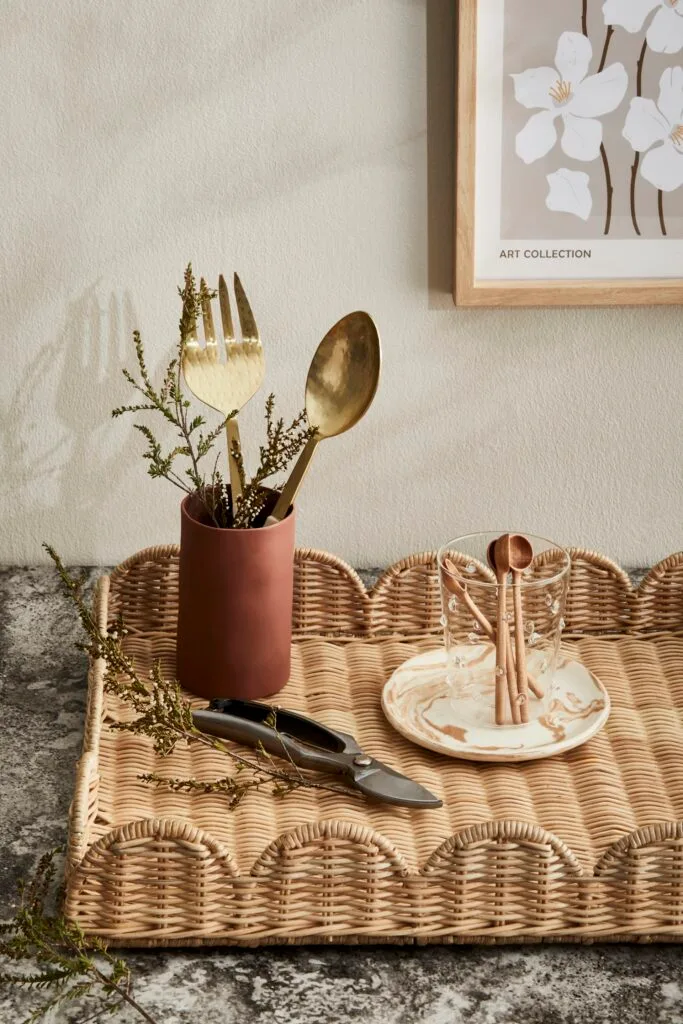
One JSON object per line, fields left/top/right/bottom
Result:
{"left": 381, "top": 646, "right": 609, "bottom": 762}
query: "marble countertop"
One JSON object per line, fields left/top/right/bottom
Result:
{"left": 1, "top": 564, "right": 682, "bottom": 1024}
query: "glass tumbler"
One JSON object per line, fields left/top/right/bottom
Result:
{"left": 437, "top": 532, "right": 571, "bottom": 729}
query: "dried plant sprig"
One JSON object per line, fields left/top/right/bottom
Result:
{"left": 139, "top": 715, "right": 305, "bottom": 808}
{"left": 112, "top": 266, "right": 228, "bottom": 526}
{"left": 142, "top": 770, "right": 302, "bottom": 805}
{"left": 0, "top": 849, "right": 157, "bottom": 1023}
{"left": 138, "top": 771, "right": 269, "bottom": 810}
{"left": 113, "top": 263, "right": 313, "bottom": 529}
{"left": 232, "top": 395, "right": 315, "bottom": 527}
{"left": 43, "top": 544, "right": 356, "bottom": 803}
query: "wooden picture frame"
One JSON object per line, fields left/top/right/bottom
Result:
{"left": 454, "top": 2, "right": 683, "bottom": 306}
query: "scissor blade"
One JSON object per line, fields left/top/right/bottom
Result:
{"left": 351, "top": 760, "right": 442, "bottom": 808}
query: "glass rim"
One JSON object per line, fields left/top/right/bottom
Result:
{"left": 437, "top": 531, "right": 571, "bottom": 590}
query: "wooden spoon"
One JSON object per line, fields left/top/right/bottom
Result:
{"left": 267, "top": 311, "right": 381, "bottom": 523}
{"left": 447, "top": 552, "right": 543, "bottom": 722}
{"left": 487, "top": 537, "right": 510, "bottom": 726}
{"left": 443, "top": 557, "right": 519, "bottom": 725}
{"left": 494, "top": 534, "right": 533, "bottom": 723}
{"left": 507, "top": 533, "right": 533, "bottom": 716}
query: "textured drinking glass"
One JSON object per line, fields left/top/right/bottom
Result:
{"left": 437, "top": 532, "right": 571, "bottom": 729}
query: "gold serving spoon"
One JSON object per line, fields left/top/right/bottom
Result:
{"left": 267, "top": 311, "right": 381, "bottom": 523}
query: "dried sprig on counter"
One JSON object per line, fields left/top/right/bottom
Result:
{"left": 139, "top": 771, "right": 270, "bottom": 811}
{"left": 112, "top": 263, "right": 314, "bottom": 528}
{"left": 44, "top": 544, "right": 354, "bottom": 805}
{"left": 0, "top": 849, "right": 157, "bottom": 1023}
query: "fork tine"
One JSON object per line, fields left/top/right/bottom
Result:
{"left": 218, "top": 274, "right": 235, "bottom": 350}
{"left": 233, "top": 273, "right": 259, "bottom": 342}
{"left": 199, "top": 277, "right": 216, "bottom": 343}
{"left": 187, "top": 307, "right": 198, "bottom": 342}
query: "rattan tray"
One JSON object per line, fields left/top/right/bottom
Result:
{"left": 66, "top": 545, "right": 683, "bottom": 945}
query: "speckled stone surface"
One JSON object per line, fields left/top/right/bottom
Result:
{"left": 3, "top": 565, "right": 683, "bottom": 1024}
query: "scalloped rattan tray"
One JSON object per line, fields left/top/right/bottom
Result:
{"left": 65, "top": 545, "right": 683, "bottom": 945}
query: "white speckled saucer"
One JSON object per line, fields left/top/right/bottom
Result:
{"left": 381, "top": 646, "right": 610, "bottom": 762}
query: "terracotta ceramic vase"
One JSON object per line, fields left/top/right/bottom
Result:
{"left": 176, "top": 491, "right": 295, "bottom": 701}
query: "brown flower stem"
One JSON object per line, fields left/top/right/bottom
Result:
{"left": 593, "top": 26, "right": 615, "bottom": 235}
{"left": 581, "top": 0, "right": 588, "bottom": 36}
{"left": 597, "top": 25, "right": 614, "bottom": 72}
{"left": 659, "top": 190, "right": 667, "bottom": 235}
{"left": 600, "top": 143, "right": 613, "bottom": 235}
{"left": 630, "top": 41, "right": 647, "bottom": 236}
{"left": 636, "top": 38, "right": 647, "bottom": 94}
{"left": 630, "top": 156, "right": 641, "bottom": 235}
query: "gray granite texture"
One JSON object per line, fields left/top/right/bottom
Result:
{"left": 2, "top": 564, "right": 683, "bottom": 1024}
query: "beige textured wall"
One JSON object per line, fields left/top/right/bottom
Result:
{"left": 0, "top": 0, "right": 680, "bottom": 567}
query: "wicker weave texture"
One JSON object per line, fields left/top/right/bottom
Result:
{"left": 65, "top": 545, "right": 683, "bottom": 944}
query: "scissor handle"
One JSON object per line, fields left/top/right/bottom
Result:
{"left": 192, "top": 699, "right": 363, "bottom": 776}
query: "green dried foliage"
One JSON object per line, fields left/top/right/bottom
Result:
{"left": 112, "top": 263, "right": 315, "bottom": 528}
{"left": 0, "top": 849, "right": 157, "bottom": 1023}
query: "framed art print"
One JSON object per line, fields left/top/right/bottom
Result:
{"left": 455, "top": 1, "right": 683, "bottom": 305}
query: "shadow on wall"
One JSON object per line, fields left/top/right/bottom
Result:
{"left": 426, "top": 0, "right": 455, "bottom": 303}
{"left": 1, "top": 288, "right": 139, "bottom": 562}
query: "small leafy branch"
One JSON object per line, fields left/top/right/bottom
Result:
{"left": 0, "top": 849, "right": 157, "bottom": 1023}
{"left": 232, "top": 395, "right": 310, "bottom": 528}
{"left": 112, "top": 266, "right": 224, "bottom": 518}
{"left": 112, "top": 264, "right": 314, "bottom": 528}
{"left": 43, "top": 545, "right": 354, "bottom": 805}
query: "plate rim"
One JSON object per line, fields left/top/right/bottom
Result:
{"left": 381, "top": 647, "right": 611, "bottom": 763}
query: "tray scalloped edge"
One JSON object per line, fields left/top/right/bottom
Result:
{"left": 107, "top": 543, "right": 683, "bottom": 638}
{"left": 65, "top": 806, "right": 683, "bottom": 941}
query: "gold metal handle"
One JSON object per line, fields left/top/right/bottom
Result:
{"left": 269, "top": 435, "right": 319, "bottom": 522}
{"left": 226, "top": 418, "right": 243, "bottom": 504}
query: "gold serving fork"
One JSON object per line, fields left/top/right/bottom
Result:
{"left": 182, "top": 274, "right": 265, "bottom": 507}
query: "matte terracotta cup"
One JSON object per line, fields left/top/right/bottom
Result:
{"left": 176, "top": 492, "right": 295, "bottom": 700}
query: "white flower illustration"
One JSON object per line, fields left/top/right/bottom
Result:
{"left": 602, "top": 0, "right": 683, "bottom": 55}
{"left": 546, "top": 168, "right": 593, "bottom": 219}
{"left": 512, "top": 31, "right": 628, "bottom": 164}
{"left": 623, "top": 66, "right": 683, "bottom": 190}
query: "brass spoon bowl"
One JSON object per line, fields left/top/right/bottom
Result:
{"left": 268, "top": 311, "right": 381, "bottom": 522}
